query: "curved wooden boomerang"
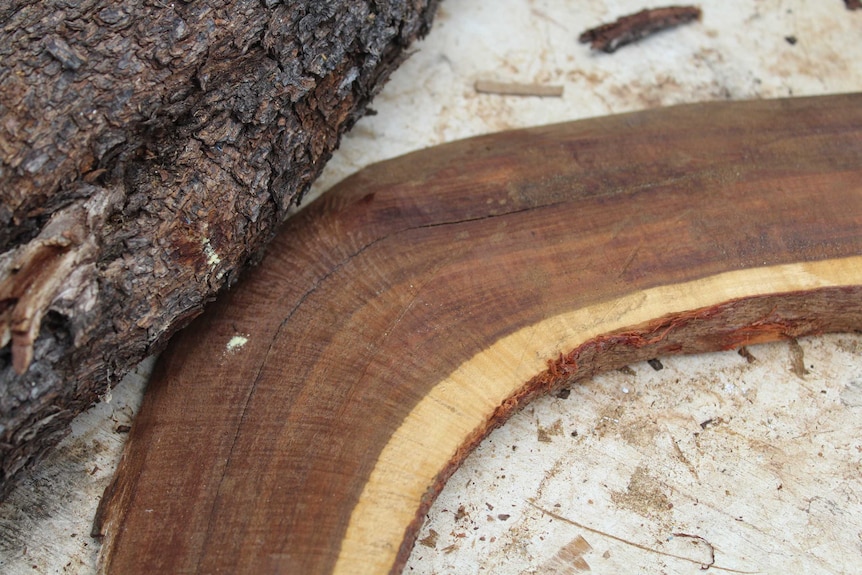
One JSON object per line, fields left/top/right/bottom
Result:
{"left": 96, "top": 94, "right": 862, "bottom": 574}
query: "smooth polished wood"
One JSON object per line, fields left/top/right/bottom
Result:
{"left": 95, "top": 94, "right": 862, "bottom": 574}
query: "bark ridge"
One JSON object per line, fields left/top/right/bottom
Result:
{"left": 0, "top": 0, "right": 438, "bottom": 498}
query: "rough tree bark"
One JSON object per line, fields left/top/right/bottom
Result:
{"left": 0, "top": 0, "right": 439, "bottom": 498}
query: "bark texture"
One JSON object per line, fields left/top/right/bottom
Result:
{"left": 0, "top": 0, "right": 439, "bottom": 498}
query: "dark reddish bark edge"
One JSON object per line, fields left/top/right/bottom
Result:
{"left": 395, "top": 287, "right": 862, "bottom": 573}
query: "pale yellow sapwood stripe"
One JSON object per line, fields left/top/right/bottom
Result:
{"left": 333, "top": 256, "right": 862, "bottom": 574}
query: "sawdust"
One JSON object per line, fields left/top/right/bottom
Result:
{"left": 788, "top": 338, "right": 809, "bottom": 379}
{"left": 834, "top": 337, "right": 861, "bottom": 355}
{"left": 418, "top": 529, "right": 439, "bottom": 549}
{"left": 538, "top": 534, "right": 593, "bottom": 574}
{"left": 593, "top": 404, "right": 625, "bottom": 437}
{"left": 610, "top": 465, "right": 673, "bottom": 518}
{"left": 537, "top": 419, "right": 564, "bottom": 443}
{"left": 618, "top": 416, "right": 659, "bottom": 448}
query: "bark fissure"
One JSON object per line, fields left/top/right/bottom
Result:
{"left": 0, "top": 0, "right": 440, "bottom": 498}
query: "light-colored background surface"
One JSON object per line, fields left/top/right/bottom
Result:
{"left": 1, "top": 1, "right": 861, "bottom": 573}
{"left": 407, "top": 335, "right": 862, "bottom": 574}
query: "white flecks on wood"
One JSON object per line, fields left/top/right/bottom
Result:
{"left": 225, "top": 335, "right": 249, "bottom": 353}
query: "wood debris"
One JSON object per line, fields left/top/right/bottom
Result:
{"left": 579, "top": 5, "right": 702, "bottom": 53}
{"left": 474, "top": 80, "right": 564, "bottom": 97}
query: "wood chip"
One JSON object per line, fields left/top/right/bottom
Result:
{"left": 579, "top": 5, "right": 702, "bottom": 53}
{"left": 737, "top": 346, "right": 757, "bottom": 363}
{"left": 474, "top": 80, "right": 564, "bottom": 97}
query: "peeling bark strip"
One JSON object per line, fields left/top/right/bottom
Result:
{"left": 97, "top": 95, "right": 862, "bottom": 574}
{"left": 0, "top": 0, "right": 439, "bottom": 499}
{"left": 579, "top": 6, "right": 702, "bottom": 53}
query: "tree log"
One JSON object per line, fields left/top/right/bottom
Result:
{"left": 0, "top": 0, "right": 439, "bottom": 498}
{"left": 95, "top": 94, "right": 862, "bottom": 574}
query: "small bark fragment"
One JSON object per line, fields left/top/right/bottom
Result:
{"left": 579, "top": 6, "right": 702, "bottom": 53}
{"left": 846, "top": 0, "right": 862, "bottom": 11}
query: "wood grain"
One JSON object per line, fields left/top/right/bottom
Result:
{"left": 95, "top": 94, "right": 862, "bottom": 574}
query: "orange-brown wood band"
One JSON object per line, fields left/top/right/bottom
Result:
{"left": 96, "top": 94, "right": 862, "bottom": 574}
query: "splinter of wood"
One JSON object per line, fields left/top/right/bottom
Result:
{"left": 579, "top": 5, "right": 702, "bottom": 53}
{"left": 96, "top": 94, "right": 862, "bottom": 575}
{"left": 474, "top": 80, "right": 564, "bottom": 97}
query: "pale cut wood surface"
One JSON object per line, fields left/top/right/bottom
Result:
{"left": 96, "top": 94, "right": 862, "bottom": 574}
